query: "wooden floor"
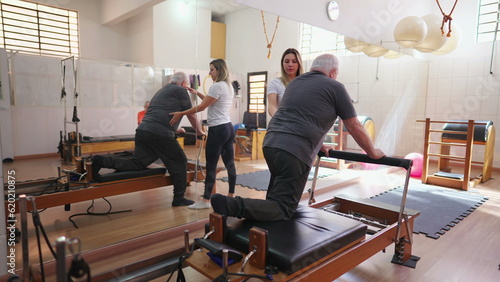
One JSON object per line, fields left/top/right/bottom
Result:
{"left": 3, "top": 145, "right": 500, "bottom": 282}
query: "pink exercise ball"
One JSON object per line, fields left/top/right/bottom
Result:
{"left": 405, "top": 152, "right": 424, "bottom": 178}
{"left": 361, "top": 162, "right": 379, "bottom": 170}
{"left": 360, "top": 150, "right": 379, "bottom": 170}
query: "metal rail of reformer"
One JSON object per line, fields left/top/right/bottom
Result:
{"left": 314, "top": 149, "right": 413, "bottom": 244}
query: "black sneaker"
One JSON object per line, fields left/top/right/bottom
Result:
{"left": 172, "top": 197, "right": 195, "bottom": 206}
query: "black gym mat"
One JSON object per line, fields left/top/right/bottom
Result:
{"left": 369, "top": 184, "right": 488, "bottom": 239}
{"left": 218, "top": 167, "right": 338, "bottom": 191}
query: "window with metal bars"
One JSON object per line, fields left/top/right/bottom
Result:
{"left": 0, "top": 0, "right": 79, "bottom": 57}
{"left": 247, "top": 71, "right": 267, "bottom": 114}
{"left": 477, "top": 0, "right": 500, "bottom": 43}
{"left": 300, "top": 23, "right": 349, "bottom": 56}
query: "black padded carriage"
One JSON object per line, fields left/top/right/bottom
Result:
{"left": 222, "top": 205, "right": 367, "bottom": 274}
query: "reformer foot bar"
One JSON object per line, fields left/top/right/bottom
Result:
{"left": 183, "top": 150, "right": 420, "bottom": 281}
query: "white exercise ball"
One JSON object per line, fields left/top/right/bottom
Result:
{"left": 414, "top": 14, "right": 448, "bottom": 53}
{"left": 344, "top": 36, "right": 370, "bottom": 53}
{"left": 394, "top": 16, "right": 428, "bottom": 48}
{"left": 432, "top": 22, "right": 462, "bottom": 55}
{"left": 363, "top": 44, "right": 389, "bottom": 57}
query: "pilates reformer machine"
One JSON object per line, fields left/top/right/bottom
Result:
{"left": 4, "top": 150, "right": 419, "bottom": 281}
{"left": 419, "top": 118, "right": 495, "bottom": 190}
{"left": 62, "top": 134, "right": 186, "bottom": 165}
{"left": 4, "top": 159, "right": 216, "bottom": 214}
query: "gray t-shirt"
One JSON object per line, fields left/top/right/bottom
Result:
{"left": 138, "top": 83, "right": 193, "bottom": 137}
{"left": 263, "top": 71, "right": 357, "bottom": 166}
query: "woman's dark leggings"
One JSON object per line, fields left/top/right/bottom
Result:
{"left": 203, "top": 122, "right": 236, "bottom": 200}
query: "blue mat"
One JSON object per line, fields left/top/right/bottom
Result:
{"left": 369, "top": 185, "right": 488, "bottom": 239}
{"left": 219, "top": 167, "right": 338, "bottom": 191}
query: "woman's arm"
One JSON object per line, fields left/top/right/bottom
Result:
{"left": 169, "top": 96, "right": 216, "bottom": 125}
{"left": 268, "top": 93, "right": 279, "bottom": 116}
{"left": 343, "top": 116, "right": 385, "bottom": 159}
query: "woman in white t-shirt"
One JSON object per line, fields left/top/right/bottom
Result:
{"left": 267, "top": 48, "right": 304, "bottom": 116}
{"left": 169, "top": 59, "right": 236, "bottom": 209}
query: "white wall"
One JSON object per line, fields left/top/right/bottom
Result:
{"left": 153, "top": 0, "right": 211, "bottom": 69}
{"left": 224, "top": 9, "right": 302, "bottom": 125}
{"left": 151, "top": 0, "right": 244, "bottom": 125}
{"left": 128, "top": 7, "right": 154, "bottom": 65}
{"left": 101, "top": 0, "right": 164, "bottom": 25}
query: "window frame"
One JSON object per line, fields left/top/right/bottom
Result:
{"left": 246, "top": 71, "right": 267, "bottom": 114}
{"left": 0, "top": 0, "right": 79, "bottom": 57}
{"left": 477, "top": 0, "right": 500, "bottom": 43}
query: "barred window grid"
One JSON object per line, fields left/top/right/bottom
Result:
{"left": 300, "top": 23, "right": 349, "bottom": 56}
{"left": 0, "top": 0, "right": 79, "bottom": 57}
{"left": 477, "top": 0, "right": 500, "bottom": 43}
{"left": 247, "top": 71, "right": 267, "bottom": 114}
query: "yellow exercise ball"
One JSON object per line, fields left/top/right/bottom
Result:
{"left": 394, "top": 16, "right": 428, "bottom": 48}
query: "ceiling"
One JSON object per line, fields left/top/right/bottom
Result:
{"left": 193, "top": 0, "right": 249, "bottom": 19}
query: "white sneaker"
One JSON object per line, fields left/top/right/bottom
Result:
{"left": 188, "top": 201, "right": 211, "bottom": 210}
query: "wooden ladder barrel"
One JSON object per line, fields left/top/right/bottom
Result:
{"left": 419, "top": 118, "right": 495, "bottom": 191}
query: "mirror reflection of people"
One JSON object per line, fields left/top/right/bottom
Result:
{"left": 210, "top": 54, "right": 385, "bottom": 221}
{"left": 170, "top": 59, "right": 237, "bottom": 210}
{"left": 92, "top": 72, "right": 204, "bottom": 207}
{"left": 137, "top": 101, "right": 150, "bottom": 124}
{"left": 267, "top": 48, "right": 304, "bottom": 117}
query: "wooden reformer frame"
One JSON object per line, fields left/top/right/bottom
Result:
{"left": 419, "top": 118, "right": 495, "bottom": 191}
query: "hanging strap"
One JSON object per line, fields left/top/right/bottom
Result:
{"left": 436, "top": 0, "right": 459, "bottom": 37}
